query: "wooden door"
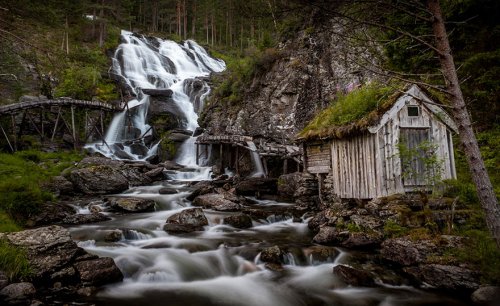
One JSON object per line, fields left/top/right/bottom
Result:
{"left": 399, "top": 128, "right": 430, "bottom": 186}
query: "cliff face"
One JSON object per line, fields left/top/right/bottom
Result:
{"left": 201, "top": 17, "right": 376, "bottom": 142}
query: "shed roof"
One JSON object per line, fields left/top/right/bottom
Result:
{"left": 297, "top": 84, "right": 457, "bottom": 142}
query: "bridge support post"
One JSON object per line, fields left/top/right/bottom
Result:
{"left": 0, "top": 123, "right": 14, "bottom": 152}
{"left": 71, "top": 106, "right": 76, "bottom": 150}
{"left": 10, "top": 114, "right": 17, "bottom": 151}
{"left": 196, "top": 143, "right": 199, "bottom": 165}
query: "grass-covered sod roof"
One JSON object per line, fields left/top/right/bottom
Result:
{"left": 298, "top": 83, "right": 402, "bottom": 141}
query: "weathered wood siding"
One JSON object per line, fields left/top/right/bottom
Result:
{"left": 330, "top": 133, "right": 378, "bottom": 199}
{"left": 306, "top": 143, "right": 331, "bottom": 174}
{"left": 327, "top": 97, "right": 456, "bottom": 199}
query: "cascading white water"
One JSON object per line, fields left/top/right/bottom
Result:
{"left": 246, "top": 141, "right": 265, "bottom": 177}
{"left": 86, "top": 30, "right": 225, "bottom": 164}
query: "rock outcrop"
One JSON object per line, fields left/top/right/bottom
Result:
{"left": 0, "top": 226, "right": 123, "bottom": 304}
{"left": 201, "top": 15, "right": 374, "bottom": 141}
{"left": 164, "top": 208, "right": 209, "bottom": 233}
{"left": 108, "top": 197, "right": 156, "bottom": 213}
{"left": 67, "top": 157, "right": 166, "bottom": 195}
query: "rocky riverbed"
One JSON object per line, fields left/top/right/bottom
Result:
{"left": 1, "top": 156, "right": 499, "bottom": 305}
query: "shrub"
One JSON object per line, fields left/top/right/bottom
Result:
{"left": 0, "top": 239, "right": 32, "bottom": 281}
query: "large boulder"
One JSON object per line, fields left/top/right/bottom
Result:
{"left": 69, "top": 165, "right": 129, "bottom": 195}
{"left": 192, "top": 194, "right": 241, "bottom": 211}
{"left": 0, "top": 282, "right": 36, "bottom": 304}
{"left": 471, "top": 286, "right": 500, "bottom": 305}
{"left": 164, "top": 208, "right": 208, "bottom": 233}
{"left": 0, "top": 226, "right": 84, "bottom": 280}
{"left": 333, "top": 265, "right": 376, "bottom": 287}
{"left": 73, "top": 258, "right": 123, "bottom": 286}
{"left": 380, "top": 238, "right": 438, "bottom": 266}
{"left": 0, "top": 226, "right": 123, "bottom": 289}
{"left": 404, "top": 264, "right": 480, "bottom": 291}
{"left": 235, "top": 178, "right": 278, "bottom": 196}
{"left": 223, "top": 214, "right": 253, "bottom": 229}
{"left": 108, "top": 197, "right": 156, "bottom": 213}
{"left": 62, "top": 213, "right": 111, "bottom": 225}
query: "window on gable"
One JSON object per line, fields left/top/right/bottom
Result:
{"left": 407, "top": 106, "right": 420, "bottom": 117}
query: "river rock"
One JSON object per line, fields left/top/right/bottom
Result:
{"left": 223, "top": 214, "right": 253, "bottom": 229}
{"left": 0, "top": 225, "right": 84, "bottom": 280}
{"left": 46, "top": 175, "right": 75, "bottom": 195}
{"left": 312, "top": 226, "right": 340, "bottom": 245}
{"left": 159, "top": 187, "right": 178, "bottom": 195}
{"left": 145, "top": 167, "right": 164, "bottom": 179}
{"left": 0, "top": 282, "right": 36, "bottom": 304}
{"left": 192, "top": 194, "right": 241, "bottom": 211}
{"left": 380, "top": 238, "right": 438, "bottom": 266}
{"left": 0, "top": 225, "right": 123, "bottom": 297}
{"left": 186, "top": 181, "right": 214, "bottom": 201}
{"left": 164, "top": 208, "right": 208, "bottom": 233}
{"left": 260, "top": 246, "right": 285, "bottom": 264}
{"left": 404, "top": 264, "right": 480, "bottom": 291}
{"left": 349, "top": 214, "right": 383, "bottom": 230}
{"left": 69, "top": 165, "right": 129, "bottom": 195}
{"left": 108, "top": 197, "right": 156, "bottom": 213}
{"left": 62, "top": 213, "right": 111, "bottom": 225}
{"left": 160, "top": 160, "right": 184, "bottom": 170}
{"left": 74, "top": 258, "right": 123, "bottom": 286}
{"left": 333, "top": 265, "right": 376, "bottom": 287}
{"left": 471, "top": 286, "right": 500, "bottom": 305}
{"left": 26, "top": 203, "right": 76, "bottom": 227}
{"left": 340, "top": 232, "right": 383, "bottom": 249}
{"left": 104, "top": 230, "right": 123, "bottom": 242}
{"left": 235, "top": 178, "right": 278, "bottom": 196}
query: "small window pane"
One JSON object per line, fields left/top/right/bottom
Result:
{"left": 408, "top": 106, "right": 420, "bottom": 117}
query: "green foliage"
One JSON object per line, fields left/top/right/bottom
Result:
{"left": 300, "top": 82, "right": 397, "bottom": 137}
{"left": 0, "top": 239, "right": 32, "bottom": 281}
{"left": 55, "top": 65, "right": 101, "bottom": 100}
{"left": 0, "top": 150, "right": 82, "bottom": 224}
{"left": 398, "top": 140, "right": 444, "bottom": 190}
{"left": 208, "top": 47, "right": 283, "bottom": 108}
{"left": 451, "top": 230, "right": 500, "bottom": 284}
{"left": 451, "top": 126, "right": 500, "bottom": 200}
{"left": 346, "top": 222, "right": 362, "bottom": 232}
{"left": 383, "top": 220, "right": 409, "bottom": 238}
{"left": 0, "top": 212, "right": 21, "bottom": 233}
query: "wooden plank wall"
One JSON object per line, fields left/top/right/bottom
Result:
{"left": 330, "top": 133, "right": 378, "bottom": 198}
{"left": 306, "top": 143, "right": 331, "bottom": 174}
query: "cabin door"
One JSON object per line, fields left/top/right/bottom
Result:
{"left": 399, "top": 128, "right": 431, "bottom": 187}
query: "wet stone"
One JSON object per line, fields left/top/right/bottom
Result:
{"left": 223, "top": 214, "right": 253, "bottom": 229}
{"left": 333, "top": 265, "right": 376, "bottom": 287}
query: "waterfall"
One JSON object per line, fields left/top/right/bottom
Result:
{"left": 246, "top": 141, "right": 265, "bottom": 177}
{"left": 86, "top": 30, "right": 225, "bottom": 163}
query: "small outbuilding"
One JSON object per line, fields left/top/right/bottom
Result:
{"left": 298, "top": 84, "right": 458, "bottom": 199}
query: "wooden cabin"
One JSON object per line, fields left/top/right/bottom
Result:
{"left": 300, "top": 85, "right": 458, "bottom": 199}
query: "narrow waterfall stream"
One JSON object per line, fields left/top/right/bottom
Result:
{"left": 70, "top": 32, "right": 468, "bottom": 306}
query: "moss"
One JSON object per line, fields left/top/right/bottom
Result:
{"left": 383, "top": 220, "right": 409, "bottom": 238}
{"left": 299, "top": 82, "right": 401, "bottom": 141}
{"left": 0, "top": 239, "right": 32, "bottom": 281}
{"left": 0, "top": 150, "right": 82, "bottom": 225}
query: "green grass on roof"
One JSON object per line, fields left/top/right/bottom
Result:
{"left": 299, "top": 82, "right": 399, "bottom": 140}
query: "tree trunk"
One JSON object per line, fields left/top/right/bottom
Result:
{"left": 427, "top": 0, "right": 500, "bottom": 248}
{"left": 99, "top": 0, "right": 104, "bottom": 47}
{"left": 191, "top": 1, "right": 196, "bottom": 38}
{"left": 183, "top": 0, "right": 187, "bottom": 40}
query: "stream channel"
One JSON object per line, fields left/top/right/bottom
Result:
{"left": 69, "top": 31, "right": 467, "bottom": 306}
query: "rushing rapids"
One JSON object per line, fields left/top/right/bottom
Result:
{"left": 70, "top": 33, "right": 468, "bottom": 306}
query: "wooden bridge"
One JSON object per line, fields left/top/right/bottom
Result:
{"left": 0, "top": 98, "right": 121, "bottom": 152}
{"left": 196, "top": 134, "right": 303, "bottom": 176}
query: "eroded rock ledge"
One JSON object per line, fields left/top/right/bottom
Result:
{"left": 0, "top": 226, "right": 123, "bottom": 305}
